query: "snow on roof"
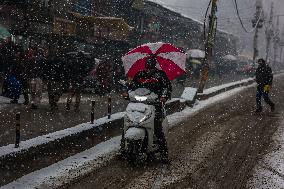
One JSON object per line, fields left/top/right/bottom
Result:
{"left": 147, "top": 0, "right": 203, "bottom": 25}
{"left": 223, "top": 54, "right": 237, "bottom": 61}
{"left": 147, "top": 0, "right": 236, "bottom": 37}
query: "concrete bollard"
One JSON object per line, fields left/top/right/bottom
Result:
{"left": 91, "top": 100, "right": 95, "bottom": 124}
{"left": 15, "top": 112, "right": 21, "bottom": 148}
{"left": 107, "top": 96, "right": 111, "bottom": 119}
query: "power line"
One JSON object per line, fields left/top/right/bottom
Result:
{"left": 233, "top": 0, "right": 263, "bottom": 33}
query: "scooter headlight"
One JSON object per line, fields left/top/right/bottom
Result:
{"left": 134, "top": 96, "right": 148, "bottom": 101}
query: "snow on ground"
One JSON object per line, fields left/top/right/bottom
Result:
{"left": 0, "top": 136, "right": 121, "bottom": 189}
{"left": 0, "top": 82, "right": 257, "bottom": 189}
{"left": 0, "top": 96, "right": 24, "bottom": 110}
{"left": 245, "top": 72, "right": 284, "bottom": 188}
{"left": 247, "top": 119, "right": 284, "bottom": 188}
{"left": 0, "top": 112, "right": 125, "bottom": 158}
{"left": 0, "top": 96, "right": 9, "bottom": 110}
{"left": 168, "top": 83, "right": 256, "bottom": 127}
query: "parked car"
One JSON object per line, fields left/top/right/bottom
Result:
{"left": 236, "top": 61, "right": 256, "bottom": 76}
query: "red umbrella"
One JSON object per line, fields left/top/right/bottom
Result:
{"left": 122, "top": 42, "right": 186, "bottom": 80}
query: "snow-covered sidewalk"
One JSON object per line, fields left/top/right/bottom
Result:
{"left": 248, "top": 119, "right": 284, "bottom": 188}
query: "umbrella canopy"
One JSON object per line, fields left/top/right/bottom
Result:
{"left": 122, "top": 42, "right": 186, "bottom": 81}
{"left": 186, "top": 49, "right": 205, "bottom": 59}
{"left": 223, "top": 54, "right": 237, "bottom": 61}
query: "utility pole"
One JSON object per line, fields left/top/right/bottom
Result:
{"left": 197, "top": 0, "right": 218, "bottom": 93}
{"left": 252, "top": 0, "right": 264, "bottom": 66}
{"left": 265, "top": 2, "right": 274, "bottom": 62}
{"left": 280, "top": 25, "right": 284, "bottom": 63}
{"left": 273, "top": 15, "right": 280, "bottom": 68}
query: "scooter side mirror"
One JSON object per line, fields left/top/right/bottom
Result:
{"left": 119, "top": 79, "right": 127, "bottom": 86}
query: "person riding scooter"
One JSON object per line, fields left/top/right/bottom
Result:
{"left": 122, "top": 56, "right": 172, "bottom": 162}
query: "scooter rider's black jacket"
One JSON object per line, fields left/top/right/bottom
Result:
{"left": 128, "top": 69, "right": 172, "bottom": 99}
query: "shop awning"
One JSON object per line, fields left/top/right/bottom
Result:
{"left": 71, "top": 13, "right": 133, "bottom": 32}
{"left": 71, "top": 12, "right": 97, "bottom": 23}
{"left": 93, "top": 17, "right": 133, "bottom": 32}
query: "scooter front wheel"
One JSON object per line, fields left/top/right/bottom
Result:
{"left": 126, "top": 140, "right": 147, "bottom": 165}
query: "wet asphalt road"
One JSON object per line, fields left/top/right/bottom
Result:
{"left": 64, "top": 74, "right": 284, "bottom": 189}
{"left": 0, "top": 74, "right": 248, "bottom": 146}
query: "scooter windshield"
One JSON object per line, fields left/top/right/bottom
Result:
{"left": 126, "top": 103, "right": 152, "bottom": 124}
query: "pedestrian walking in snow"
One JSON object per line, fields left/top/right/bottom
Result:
{"left": 255, "top": 58, "right": 275, "bottom": 113}
{"left": 65, "top": 52, "right": 90, "bottom": 112}
{"left": 43, "top": 53, "right": 65, "bottom": 112}
{"left": 95, "top": 59, "right": 112, "bottom": 96}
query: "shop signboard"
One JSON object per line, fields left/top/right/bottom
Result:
{"left": 132, "top": 0, "right": 144, "bottom": 10}
{"left": 53, "top": 17, "right": 76, "bottom": 36}
{"left": 29, "top": 22, "right": 52, "bottom": 34}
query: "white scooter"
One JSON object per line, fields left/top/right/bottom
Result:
{"left": 121, "top": 88, "right": 169, "bottom": 163}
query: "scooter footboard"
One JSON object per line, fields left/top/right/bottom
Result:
{"left": 125, "top": 127, "right": 146, "bottom": 141}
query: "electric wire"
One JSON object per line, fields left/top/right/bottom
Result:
{"left": 233, "top": 0, "right": 263, "bottom": 33}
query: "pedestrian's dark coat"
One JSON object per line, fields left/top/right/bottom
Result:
{"left": 0, "top": 41, "right": 18, "bottom": 73}
{"left": 43, "top": 55, "right": 66, "bottom": 82}
{"left": 2, "top": 73, "right": 21, "bottom": 99}
{"left": 255, "top": 63, "right": 273, "bottom": 86}
{"left": 28, "top": 54, "right": 45, "bottom": 79}
{"left": 65, "top": 53, "right": 92, "bottom": 87}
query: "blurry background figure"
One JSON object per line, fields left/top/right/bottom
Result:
{"left": 16, "top": 49, "right": 29, "bottom": 105}
{"left": 28, "top": 48, "right": 45, "bottom": 109}
{"left": 43, "top": 52, "right": 65, "bottom": 112}
{"left": 95, "top": 58, "right": 113, "bottom": 96}
{"left": 65, "top": 52, "right": 91, "bottom": 112}
{"left": 112, "top": 58, "right": 126, "bottom": 92}
{"left": 0, "top": 37, "right": 18, "bottom": 97}
{"left": 3, "top": 65, "right": 22, "bottom": 103}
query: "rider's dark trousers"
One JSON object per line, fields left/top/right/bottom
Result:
{"left": 154, "top": 104, "right": 168, "bottom": 157}
{"left": 256, "top": 85, "right": 274, "bottom": 110}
